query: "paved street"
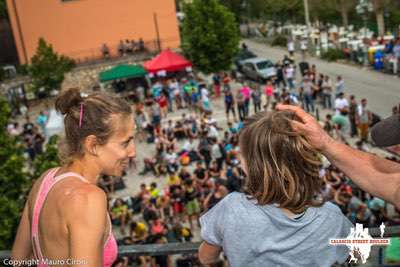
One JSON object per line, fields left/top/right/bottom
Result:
{"left": 245, "top": 39, "right": 400, "bottom": 118}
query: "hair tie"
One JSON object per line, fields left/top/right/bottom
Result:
{"left": 79, "top": 103, "right": 84, "bottom": 128}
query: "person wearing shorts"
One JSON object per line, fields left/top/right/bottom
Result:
{"left": 184, "top": 179, "right": 201, "bottom": 229}
{"left": 224, "top": 90, "right": 236, "bottom": 122}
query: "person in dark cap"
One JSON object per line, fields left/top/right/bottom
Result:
{"left": 277, "top": 104, "right": 400, "bottom": 209}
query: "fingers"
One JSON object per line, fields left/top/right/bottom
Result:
{"left": 276, "top": 104, "right": 312, "bottom": 123}
{"left": 290, "top": 120, "right": 308, "bottom": 134}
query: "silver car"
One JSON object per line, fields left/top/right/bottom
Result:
{"left": 241, "top": 58, "right": 277, "bottom": 82}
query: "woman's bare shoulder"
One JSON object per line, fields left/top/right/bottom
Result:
{"left": 61, "top": 184, "right": 107, "bottom": 219}
{"left": 27, "top": 168, "right": 56, "bottom": 205}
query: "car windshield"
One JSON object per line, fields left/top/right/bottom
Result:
{"left": 256, "top": 61, "right": 273, "bottom": 70}
{"left": 241, "top": 51, "right": 256, "bottom": 60}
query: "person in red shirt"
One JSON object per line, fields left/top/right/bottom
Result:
{"left": 158, "top": 94, "right": 168, "bottom": 118}
{"left": 264, "top": 80, "right": 274, "bottom": 111}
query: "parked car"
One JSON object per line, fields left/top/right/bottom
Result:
{"left": 240, "top": 58, "right": 277, "bottom": 82}
{"left": 234, "top": 49, "right": 257, "bottom": 71}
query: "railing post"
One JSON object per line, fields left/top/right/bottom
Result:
{"left": 378, "top": 247, "right": 384, "bottom": 266}
{"left": 315, "top": 107, "right": 320, "bottom": 121}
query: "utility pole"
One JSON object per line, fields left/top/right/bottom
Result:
{"left": 303, "top": 0, "right": 311, "bottom": 29}
{"left": 153, "top": 13, "right": 161, "bottom": 52}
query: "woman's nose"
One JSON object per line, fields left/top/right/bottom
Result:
{"left": 127, "top": 146, "right": 136, "bottom": 158}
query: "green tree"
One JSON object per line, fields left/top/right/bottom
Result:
{"left": 29, "top": 38, "right": 75, "bottom": 97}
{"left": 254, "top": 0, "right": 303, "bottom": 23}
{"left": 309, "top": 0, "right": 357, "bottom": 27}
{"left": 0, "top": 0, "right": 6, "bottom": 18}
{"left": 372, "top": 0, "right": 391, "bottom": 36}
{"left": 182, "top": 0, "right": 240, "bottom": 74}
{"left": 0, "top": 97, "right": 31, "bottom": 250}
{"left": 32, "top": 135, "right": 60, "bottom": 180}
{"left": 220, "top": 0, "right": 244, "bottom": 22}
{"left": 335, "top": 0, "right": 358, "bottom": 27}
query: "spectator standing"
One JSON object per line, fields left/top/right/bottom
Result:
{"left": 212, "top": 73, "right": 221, "bottom": 98}
{"left": 224, "top": 90, "right": 236, "bottom": 122}
{"left": 36, "top": 111, "right": 48, "bottom": 135}
{"left": 334, "top": 93, "right": 349, "bottom": 115}
{"left": 274, "top": 61, "right": 286, "bottom": 89}
{"left": 321, "top": 75, "right": 333, "bottom": 109}
{"left": 300, "top": 38, "right": 307, "bottom": 59}
{"left": 348, "top": 95, "right": 358, "bottom": 138}
{"left": 236, "top": 90, "right": 246, "bottom": 121}
{"left": 264, "top": 80, "right": 274, "bottom": 111}
{"left": 287, "top": 39, "right": 295, "bottom": 56}
{"left": 284, "top": 64, "right": 295, "bottom": 91}
{"left": 335, "top": 76, "right": 345, "bottom": 98}
{"left": 251, "top": 86, "right": 262, "bottom": 113}
{"left": 300, "top": 76, "right": 315, "bottom": 113}
{"left": 357, "top": 98, "right": 372, "bottom": 142}
{"left": 240, "top": 84, "right": 251, "bottom": 117}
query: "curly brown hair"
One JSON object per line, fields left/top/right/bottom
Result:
{"left": 239, "top": 110, "right": 324, "bottom": 214}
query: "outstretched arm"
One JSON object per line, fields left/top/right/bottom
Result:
{"left": 277, "top": 104, "right": 400, "bottom": 209}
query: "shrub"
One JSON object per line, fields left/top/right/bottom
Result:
{"left": 271, "top": 35, "right": 288, "bottom": 47}
{"left": 320, "top": 48, "right": 346, "bottom": 62}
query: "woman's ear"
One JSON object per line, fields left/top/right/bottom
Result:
{"left": 83, "top": 135, "right": 98, "bottom": 156}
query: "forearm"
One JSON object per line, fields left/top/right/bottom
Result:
{"left": 198, "top": 242, "right": 221, "bottom": 265}
{"left": 323, "top": 140, "right": 400, "bottom": 208}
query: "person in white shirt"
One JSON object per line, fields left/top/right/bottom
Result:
{"left": 201, "top": 87, "right": 212, "bottom": 112}
{"left": 334, "top": 92, "right": 349, "bottom": 115}
{"left": 287, "top": 39, "right": 295, "bottom": 56}
{"left": 335, "top": 75, "right": 345, "bottom": 98}
{"left": 210, "top": 138, "right": 224, "bottom": 170}
{"left": 284, "top": 64, "right": 295, "bottom": 91}
{"left": 300, "top": 39, "right": 307, "bottom": 59}
{"left": 182, "top": 137, "right": 197, "bottom": 153}
{"left": 165, "top": 147, "right": 178, "bottom": 172}
{"left": 170, "top": 78, "right": 183, "bottom": 109}
{"left": 207, "top": 124, "right": 219, "bottom": 139}
{"left": 201, "top": 87, "right": 209, "bottom": 101}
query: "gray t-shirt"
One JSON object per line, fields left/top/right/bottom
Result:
{"left": 200, "top": 192, "right": 353, "bottom": 267}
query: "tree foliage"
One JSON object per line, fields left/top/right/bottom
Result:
{"left": 0, "top": 97, "right": 31, "bottom": 250}
{"left": 219, "top": 0, "right": 244, "bottom": 22}
{"left": 182, "top": 0, "right": 240, "bottom": 74}
{"left": 29, "top": 38, "right": 75, "bottom": 97}
{"left": 32, "top": 135, "right": 60, "bottom": 180}
{"left": 223, "top": 0, "right": 400, "bottom": 31}
{"left": 0, "top": 0, "right": 6, "bottom": 18}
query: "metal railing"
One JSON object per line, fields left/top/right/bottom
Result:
{"left": 0, "top": 226, "right": 398, "bottom": 263}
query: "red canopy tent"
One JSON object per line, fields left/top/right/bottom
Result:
{"left": 144, "top": 50, "right": 192, "bottom": 74}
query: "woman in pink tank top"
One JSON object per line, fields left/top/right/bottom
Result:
{"left": 11, "top": 88, "right": 136, "bottom": 267}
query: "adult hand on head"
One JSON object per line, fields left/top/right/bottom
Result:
{"left": 276, "top": 104, "right": 335, "bottom": 152}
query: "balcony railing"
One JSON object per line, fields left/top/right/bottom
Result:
{"left": 0, "top": 226, "right": 398, "bottom": 265}
{"left": 63, "top": 37, "right": 180, "bottom": 67}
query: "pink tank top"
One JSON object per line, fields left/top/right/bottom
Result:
{"left": 31, "top": 167, "right": 118, "bottom": 267}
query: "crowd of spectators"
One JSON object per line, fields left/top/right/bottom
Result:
{"left": 102, "top": 60, "right": 400, "bottom": 266}
{"left": 7, "top": 54, "right": 399, "bottom": 266}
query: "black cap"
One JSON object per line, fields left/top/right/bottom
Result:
{"left": 371, "top": 114, "right": 400, "bottom": 147}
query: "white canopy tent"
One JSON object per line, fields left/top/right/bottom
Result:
{"left": 45, "top": 109, "right": 64, "bottom": 139}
